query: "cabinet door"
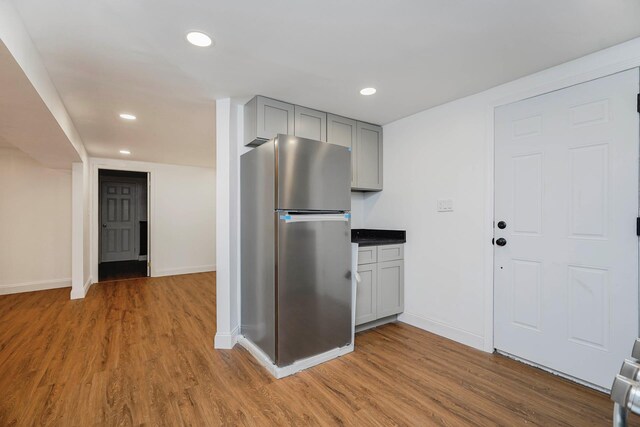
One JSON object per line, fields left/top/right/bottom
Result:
{"left": 295, "top": 106, "right": 326, "bottom": 142}
{"left": 327, "top": 114, "right": 357, "bottom": 188}
{"left": 355, "top": 122, "right": 383, "bottom": 191}
{"left": 356, "top": 263, "right": 377, "bottom": 325}
{"left": 257, "top": 96, "right": 295, "bottom": 141}
{"left": 377, "top": 260, "right": 404, "bottom": 318}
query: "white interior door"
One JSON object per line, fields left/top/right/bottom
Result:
{"left": 494, "top": 69, "right": 640, "bottom": 389}
{"left": 100, "top": 181, "right": 137, "bottom": 262}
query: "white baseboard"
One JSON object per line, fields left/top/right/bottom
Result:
{"left": 237, "top": 335, "right": 354, "bottom": 379}
{"left": 399, "top": 312, "right": 485, "bottom": 351}
{"left": 70, "top": 276, "right": 93, "bottom": 300}
{"left": 214, "top": 325, "right": 239, "bottom": 349}
{"left": 154, "top": 264, "right": 216, "bottom": 277}
{"left": 355, "top": 314, "right": 398, "bottom": 333}
{"left": 0, "top": 278, "right": 71, "bottom": 296}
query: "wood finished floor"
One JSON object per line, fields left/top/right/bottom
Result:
{"left": 0, "top": 272, "right": 625, "bottom": 426}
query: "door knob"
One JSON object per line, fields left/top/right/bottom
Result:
{"left": 497, "top": 221, "right": 507, "bottom": 229}
{"left": 632, "top": 338, "right": 640, "bottom": 360}
{"left": 102, "top": 224, "right": 107, "bottom": 228}
{"left": 496, "top": 238, "right": 507, "bottom": 246}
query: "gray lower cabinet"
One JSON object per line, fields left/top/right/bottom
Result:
{"left": 356, "top": 244, "right": 404, "bottom": 327}
{"left": 295, "top": 106, "right": 326, "bottom": 142}
{"left": 355, "top": 263, "right": 377, "bottom": 325}
{"left": 377, "top": 260, "right": 404, "bottom": 318}
{"left": 244, "top": 96, "right": 295, "bottom": 146}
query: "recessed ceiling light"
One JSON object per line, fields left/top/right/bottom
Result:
{"left": 360, "top": 87, "right": 377, "bottom": 96}
{"left": 119, "top": 113, "right": 136, "bottom": 120}
{"left": 119, "top": 150, "right": 131, "bottom": 155}
{"left": 186, "top": 31, "right": 213, "bottom": 47}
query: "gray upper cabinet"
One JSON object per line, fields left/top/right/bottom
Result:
{"left": 244, "top": 96, "right": 295, "bottom": 146}
{"left": 294, "top": 106, "right": 326, "bottom": 142}
{"left": 327, "top": 114, "right": 357, "bottom": 188}
{"left": 243, "top": 96, "right": 383, "bottom": 192}
{"left": 354, "top": 122, "right": 383, "bottom": 191}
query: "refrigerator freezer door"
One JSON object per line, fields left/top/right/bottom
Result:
{"left": 275, "top": 135, "right": 351, "bottom": 211}
{"left": 276, "top": 213, "right": 352, "bottom": 366}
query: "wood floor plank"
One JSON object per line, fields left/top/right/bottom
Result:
{"left": 0, "top": 272, "right": 629, "bottom": 426}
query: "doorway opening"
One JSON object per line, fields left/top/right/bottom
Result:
{"left": 98, "top": 169, "right": 149, "bottom": 282}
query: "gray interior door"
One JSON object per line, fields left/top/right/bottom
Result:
{"left": 101, "top": 181, "right": 137, "bottom": 262}
{"left": 276, "top": 213, "right": 352, "bottom": 366}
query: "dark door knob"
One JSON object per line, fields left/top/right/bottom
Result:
{"left": 497, "top": 221, "right": 507, "bottom": 229}
{"left": 496, "top": 238, "right": 507, "bottom": 246}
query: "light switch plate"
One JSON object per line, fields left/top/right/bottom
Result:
{"left": 437, "top": 199, "right": 454, "bottom": 212}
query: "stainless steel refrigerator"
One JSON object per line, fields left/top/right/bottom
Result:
{"left": 241, "top": 134, "right": 352, "bottom": 367}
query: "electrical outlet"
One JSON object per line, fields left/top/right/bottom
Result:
{"left": 437, "top": 199, "right": 454, "bottom": 212}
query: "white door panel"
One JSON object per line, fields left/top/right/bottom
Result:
{"left": 494, "top": 69, "right": 639, "bottom": 389}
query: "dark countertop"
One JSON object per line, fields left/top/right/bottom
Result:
{"left": 351, "top": 229, "right": 406, "bottom": 247}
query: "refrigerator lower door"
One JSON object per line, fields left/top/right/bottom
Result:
{"left": 276, "top": 213, "right": 352, "bottom": 367}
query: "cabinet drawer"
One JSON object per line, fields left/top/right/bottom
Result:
{"left": 358, "top": 246, "right": 377, "bottom": 265}
{"left": 377, "top": 244, "right": 404, "bottom": 262}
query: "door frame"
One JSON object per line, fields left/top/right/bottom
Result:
{"left": 484, "top": 63, "right": 640, "bottom": 353}
{"left": 91, "top": 161, "right": 152, "bottom": 282}
{"left": 98, "top": 174, "right": 147, "bottom": 264}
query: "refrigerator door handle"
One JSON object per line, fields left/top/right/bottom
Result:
{"left": 280, "top": 213, "right": 351, "bottom": 223}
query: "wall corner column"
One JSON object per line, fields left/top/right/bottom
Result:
{"left": 70, "top": 162, "right": 85, "bottom": 299}
{"left": 214, "top": 98, "right": 240, "bottom": 348}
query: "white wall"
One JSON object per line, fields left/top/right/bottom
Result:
{"left": 363, "top": 97, "right": 487, "bottom": 348}
{"left": 153, "top": 163, "right": 216, "bottom": 276}
{"left": 88, "top": 158, "right": 216, "bottom": 285}
{"left": 362, "top": 37, "right": 640, "bottom": 351}
{"left": 350, "top": 193, "right": 365, "bottom": 229}
{"left": 0, "top": 147, "right": 72, "bottom": 294}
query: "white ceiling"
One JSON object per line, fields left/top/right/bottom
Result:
{"left": 9, "top": 0, "right": 640, "bottom": 168}
{"left": 0, "top": 41, "right": 81, "bottom": 167}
